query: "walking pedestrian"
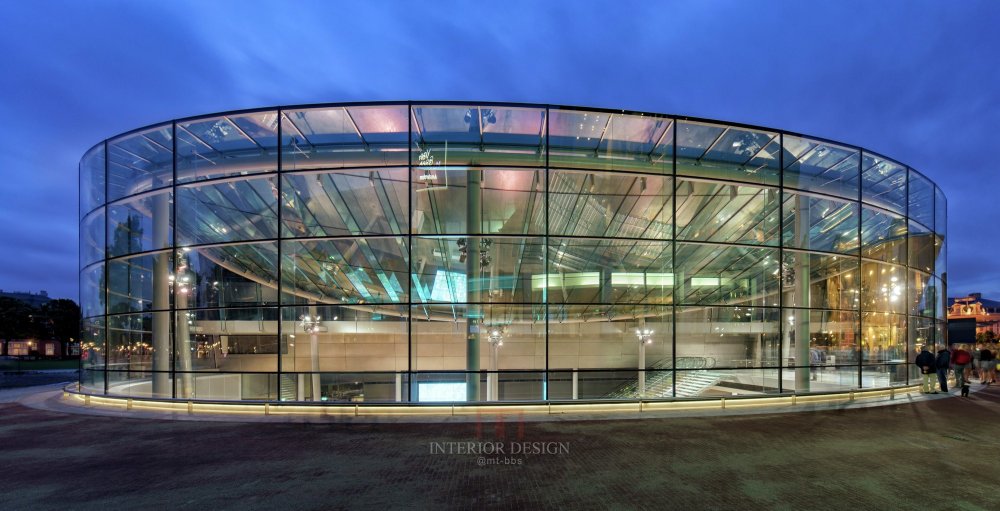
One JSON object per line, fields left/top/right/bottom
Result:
{"left": 936, "top": 346, "right": 951, "bottom": 393}
{"left": 981, "top": 345, "right": 995, "bottom": 385}
{"left": 953, "top": 344, "right": 973, "bottom": 389}
{"left": 915, "top": 345, "right": 936, "bottom": 393}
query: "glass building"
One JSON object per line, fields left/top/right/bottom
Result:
{"left": 78, "top": 102, "right": 947, "bottom": 404}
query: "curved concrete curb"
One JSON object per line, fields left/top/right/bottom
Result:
{"left": 10, "top": 384, "right": 979, "bottom": 424}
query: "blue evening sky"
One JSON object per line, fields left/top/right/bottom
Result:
{"left": 0, "top": 0, "right": 997, "bottom": 301}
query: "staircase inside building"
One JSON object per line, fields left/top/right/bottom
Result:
{"left": 605, "top": 357, "right": 724, "bottom": 399}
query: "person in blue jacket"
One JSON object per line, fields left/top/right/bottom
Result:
{"left": 935, "top": 347, "right": 951, "bottom": 393}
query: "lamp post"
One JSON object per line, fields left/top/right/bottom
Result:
{"left": 486, "top": 327, "right": 504, "bottom": 401}
{"left": 636, "top": 327, "right": 654, "bottom": 397}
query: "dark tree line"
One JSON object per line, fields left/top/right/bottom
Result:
{"left": 0, "top": 297, "right": 80, "bottom": 342}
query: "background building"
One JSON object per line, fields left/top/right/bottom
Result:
{"left": 78, "top": 102, "right": 947, "bottom": 403}
{"left": 948, "top": 292, "right": 1000, "bottom": 340}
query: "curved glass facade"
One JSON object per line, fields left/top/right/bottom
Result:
{"left": 79, "top": 102, "right": 947, "bottom": 403}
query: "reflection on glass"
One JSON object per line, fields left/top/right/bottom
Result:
{"left": 548, "top": 110, "right": 672, "bottom": 173}
{"left": 860, "top": 261, "right": 906, "bottom": 314}
{"left": 412, "top": 168, "right": 545, "bottom": 235}
{"left": 176, "top": 176, "right": 278, "bottom": 245}
{"left": 861, "top": 153, "right": 906, "bottom": 213}
{"left": 860, "top": 207, "right": 906, "bottom": 264}
{"left": 282, "top": 105, "right": 409, "bottom": 171}
{"left": 108, "top": 125, "right": 173, "bottom": 202}
{"left": 81, "top": 144, "right": 106, "bottom": 215}
{"left": 283, "top": 238, "right": 408, "bottom": 305}
{"left": 783, "top": 251, "right": 859, "bottom": 310}
{"left": 677, "top": 181, "right": 778, "bottom": 245}
{"left": 283, "top": 168, "right": 408, "bottom": 237}
{"left": 107, "top": 189, "right": 173, "bottom": 257}
{"left": 676, "top": 120, "right": 779, "bottom": 185}
{"left": 177, "top": 112, "right": 278, "bottom": 183}
{"left": 674, "top": 244, "right": 778, "bottom": 306}
{"left": 676, "top": 306, "right": 780, "bottom": 368}
{"left": 782, "top": 192, "right": 859, "bottom": 254}
{"left": 782, "top": 135, "right": 859, "bottom": 199}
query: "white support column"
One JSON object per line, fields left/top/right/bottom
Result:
{"left": 572, "top": 369, "right": 579, "bottom": 400}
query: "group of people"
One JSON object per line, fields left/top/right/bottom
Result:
{"left": 915, "top": 343, "right": 999, "bottom": 395}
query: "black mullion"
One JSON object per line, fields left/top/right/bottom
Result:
{"left": 170, "top": 121, "right": 177, "bottom": 398}
{"left": 544, "top": 106, "right": 550, "bottom": 401}
{"left": 778, "top": 133, "right": 784, "bottom": 394}
{"left": 276, "top": 109, "right": 283, "bottom": 402}
{"left": 671, "top": 119, "right": 678, "bottom": 398}
{"left": 407, "top": 101, "right": 413, "bottom": 403}
{"left": 857, "top": 151, "right": 864, "bottom": 389}
{"left": 104, "top": 140, "right": 110, "bottom": 395}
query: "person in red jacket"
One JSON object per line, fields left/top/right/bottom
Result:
{"left": 953, "top": 345, "right": 974, "bottom": 389}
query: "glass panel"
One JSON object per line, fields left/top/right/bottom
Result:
{"left": 282, "top": 237, "right": 408, "bottom": 305}
{"left": 861, "top": 153, "right": 906, "bottom": 214}
{"left": 934, "top": 187, "right": 947, "bottom": 238}
{"left": 106, "top": 189, "right": 173, "bottom": 257}
{"left": 176, "top": 175, "right": 278, "bottom": 245}
{"left": 545, "top": 305, "right": 670, "bottom": 379}
{"left": 276, "top": 372, "right": 409, "bottom": 403}
{"left": 282, "top": 168, "right": 408, "bottom": 237}
{"left": 782, "top": 251, "right": 859, "bottom": 310}
{"left": 546, "top": 370, "right": 639, "bottom": 400}
{"left": 175, "top": 307, "right": 278, "bottom": 377}
{"left": 860, "top": 312, "right": 906, "bottom": 363}
{"left": 80, "top": 144, "right": 106, "bottom": 215}
{"left": 107, "top": 370, "right": 155, "bottom": 398}
{"left": 81, "top": 316, "right": 106, "bottom": 375}
{"left": 80, "top": 208, "right": 105, "bottom": 266}
{"left": 859, "top": 364, "right": 909, "bottom": 388}
{"left": 931, "top": 276, "right": 945, "bottom": 320}
{"left": 676, "top": 180, "right": 779, "bottom": 245}
{"left": 411, "top": 236, "right": 540, "bottom": 305}
{"left": 781, "top": 135, "right": 859, "bottom": 199}
{"left": 908, "top": 170, "right": 934, "bottom": 230}
{"left": 80, "top": 262, "right": 105, "bottom": 318}
{"left": 860, "top": 206, "right": 906, "bottom": 265}
{"left": 106, "top": 311, "right": 171, "bottom": 397}
{"left": 909, "top": 316, "right": 935, "bottom": 357}
{"left": 548, "top": 110, "right": 672, "bottom": 174}
{"left": 411, "top": 168, "right": 545, "bottom": 235}
{"left": 412, "top": 104, "right": 546, "bottom": 167}
{"left": 782, "top": 192, "right": 859, "bottom": 254}
{"left": 934, "top": 233, "right": 946, "bottom": 279}
{"left": 281, "top": 105, "right": 409, "bottom": 171}
{"left": 676, "top": 120, "right": 779, "bottom": 185}
{"left": 909, "top": 221, "right": 934, "bottom": 273}
{"left": 107, "top": 251, "right": 172, "bottom": 314}
{"left": 279, "top": 305, "right": 407, "bottom": 375}
{"left": 676, "top": 306, "right": 780, "bottom": 368}
{"left": 176, "top": 111, "right": 278, "bottom": 183}
{"left": 908, "top": 270, "right": 934, "bottom": 318}
{"left": 107, "top": 124, "right": 173, "bottom": 201}
{"left": 782, "top": 308, "right": 858, "bottom": 372}
{"left": 547, "top": 239, "right": 672, "bottom": 304}
{"left": 934, "top": 185, "right": 946, "bottom": 279}
{"left": 178, "top": 242, "right": 279, "bottom": 309}
{"left": 860, "top": 261, "right": 905, "bottom": 313}
{"left": 674, "top": 244, "right": 779, "bottom": 306}
{"left": 549, "top": 170, "right": 671, "bottom": 239}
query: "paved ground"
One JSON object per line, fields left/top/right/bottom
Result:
{"left": 2, "top": 384, "right": 1000, "bottom": 510}
{"left": 0, "top": 369, "right": 77, "bottom": 389}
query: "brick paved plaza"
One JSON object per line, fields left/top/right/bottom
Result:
{"left": 2, "top": 385, "right": 999, "bottom": 510}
